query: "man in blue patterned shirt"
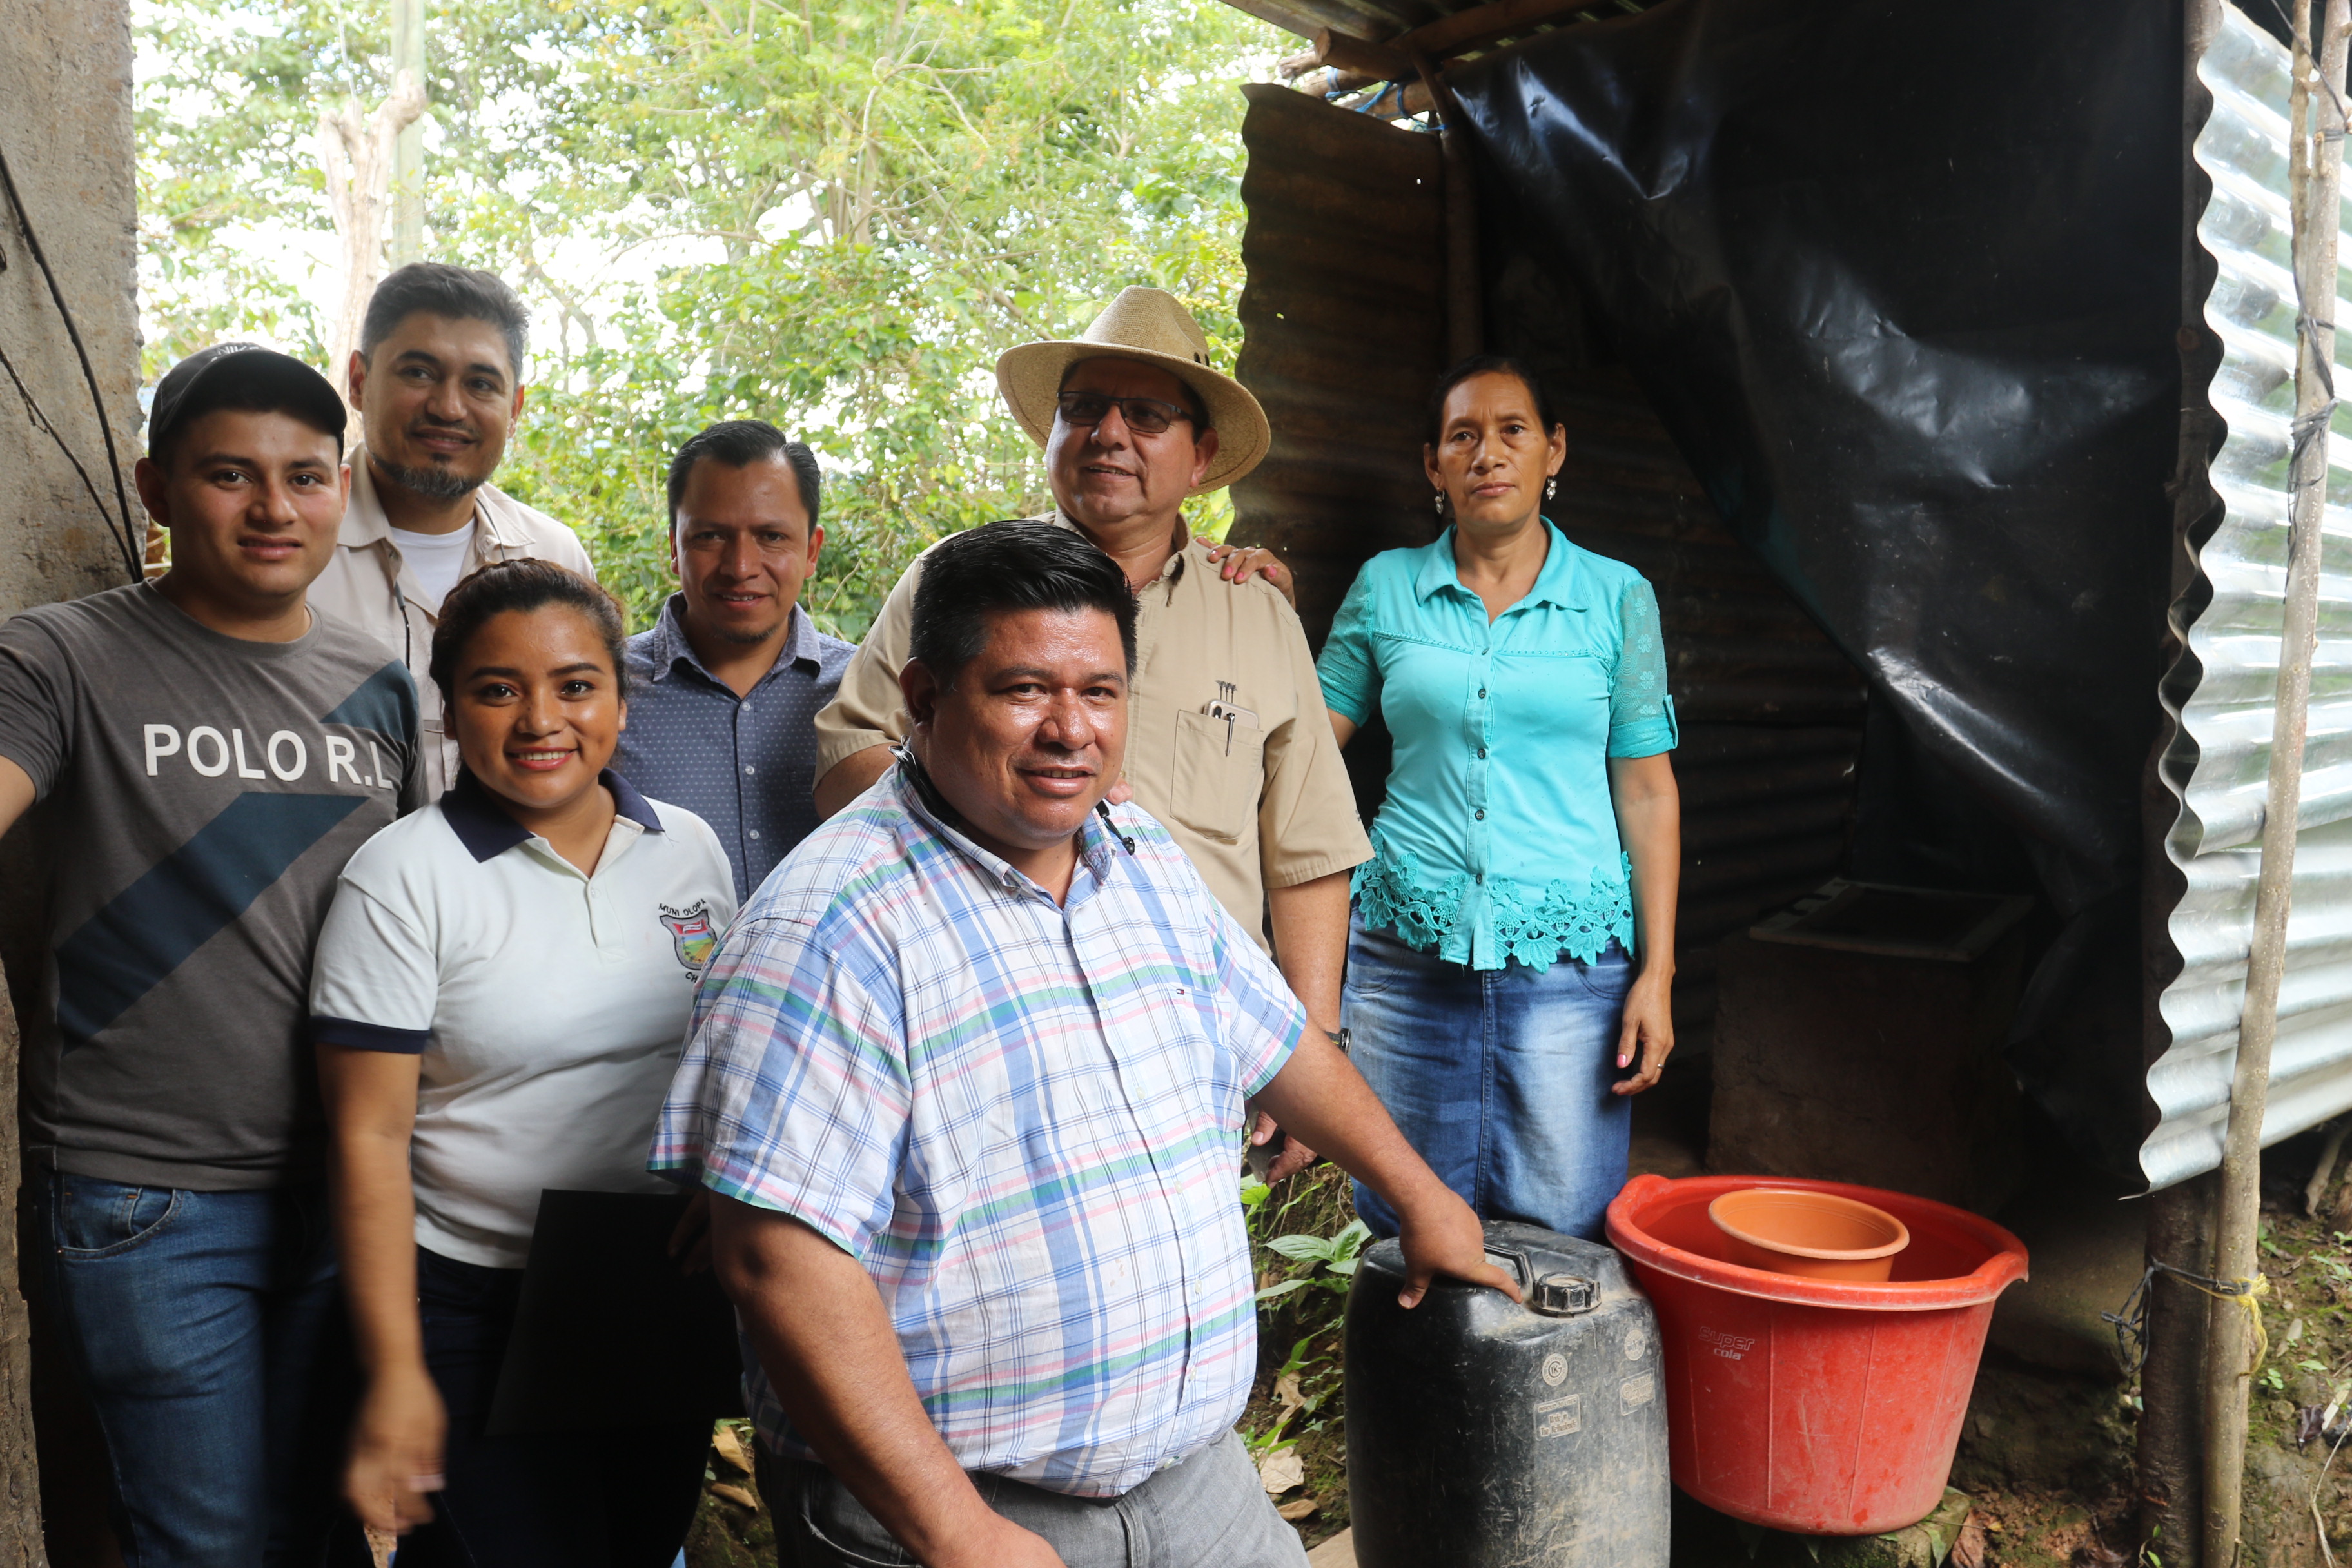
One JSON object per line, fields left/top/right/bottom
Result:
{"left": 654, "top": 521, "right": 1512, "bottom": 1568}
{"left": 616, "top": 420, "right": 853, "bottom": 899}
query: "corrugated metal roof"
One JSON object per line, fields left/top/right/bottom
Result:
{"left": 1231, "top": 82, "right": 1447, "bottom": 640}
{"left": 1228, "top": 82, "right": 1863, "bottom": 1042}
{"left": 2144, "top": 7, "right": 2352, "bottom": 1189}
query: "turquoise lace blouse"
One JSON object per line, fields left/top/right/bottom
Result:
{"left": 1317, "top": 522, "right": 1677, "bottom": 972}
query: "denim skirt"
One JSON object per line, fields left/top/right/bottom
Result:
{"left": 1342, "top": 914, "right": 1634, "bottom": 1242}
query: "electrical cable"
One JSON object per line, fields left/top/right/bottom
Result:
{"left": 0, "top": 346, "right": 130, "bottom": 563}
{"left": 0, "top": 139, "right": 144, "bottom": 583}
{"left": 2103, "top": 1256, "right": 2271, "bottom": 1377}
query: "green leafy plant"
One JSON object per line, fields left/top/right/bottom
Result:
{"left": 1256, "top": 1219, "right": 1370, "bottom": 1304}
{"left": 1244, "top": 1333, "right": 1333, "bottom": 1458}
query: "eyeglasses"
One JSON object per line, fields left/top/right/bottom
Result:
{"left": 1054, "top": 391, "right": 1197, "bottom": 436}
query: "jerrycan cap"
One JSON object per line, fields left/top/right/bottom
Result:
{"left": 1485, "top": 1240, "right": 1599, "bottom": 1317}
{"left": 1531, "top": 1272, "right": 1596, "bottom": 1317}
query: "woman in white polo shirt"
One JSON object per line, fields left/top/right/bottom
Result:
{"left": 309, "top": 559, "right": 736, "bottom": 1565}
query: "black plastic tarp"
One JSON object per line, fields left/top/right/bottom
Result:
{"left": 1450, "top": 0, "right": 2182, "bottom": 1175}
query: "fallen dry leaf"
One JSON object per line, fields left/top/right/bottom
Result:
{"left": 1258, "top": 1447, "right": 1305, "bottom": 1495}
{"left": 1949, "top": 1514, "right": 1989, "bottom": 1568}
{"left": 1274, "top": 1373, "right": 1304, "bottom": 1411}
{"left": 711, "top": 1481, "right": 763, "bottom": 1513}
{"left": 712, "top": 1424, "right": 754, "bottom": 1475}
{"left": 1277, "top": 1496, "right": 1319, "bottom": 1521}
{"left": 2072, "top": 1542, "right": 2128, "bottom": 1568}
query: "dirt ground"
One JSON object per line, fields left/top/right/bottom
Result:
{"left": 682, "top": 1418, "right": 773, "bottom": 1567}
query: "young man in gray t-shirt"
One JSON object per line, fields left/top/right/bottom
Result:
{"left": 0, "top": 344, "right": 420, "bottom": 1564}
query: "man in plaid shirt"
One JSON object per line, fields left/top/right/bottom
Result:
{"left": 653, "top": 520, "right": 1512, "bottom": 1568}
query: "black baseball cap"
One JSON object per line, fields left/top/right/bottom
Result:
{"left": 146, "top": 343, "right": 347, "bottom": 462}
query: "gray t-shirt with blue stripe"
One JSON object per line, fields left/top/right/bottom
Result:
{"left": 0, "top": 581, "right": 420, "bottom": 1189}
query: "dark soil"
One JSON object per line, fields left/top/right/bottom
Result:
{"left": 685, "top": 1419, "right": 772, "bottom": 1567}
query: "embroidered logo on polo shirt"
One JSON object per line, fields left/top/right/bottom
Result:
{"left": 659, "top": 900, "right": 719, "bottom": 979}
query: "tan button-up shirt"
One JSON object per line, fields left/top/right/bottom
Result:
{"left": 813, "top": 518, "right": 1371, "bottom": 944}
{"left": 306, "top": 460, "right": 597, "bottom": 799}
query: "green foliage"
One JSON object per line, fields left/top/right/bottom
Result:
{"left": 136, "top": 0, "right": 1278, "bottom": 634}
{"left": 1244, "top": 1331, "right": 1338, "bottom": 1462}
{"left": 1239, "top": 1164, "right": 1360, "bottom": 1473}
{"left": 1255, "top": 1220, "right": 1369, "bottom": 1303}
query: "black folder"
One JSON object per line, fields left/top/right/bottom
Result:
{"left": 486, "top": 1188, "right": 745, "bottom": 1435}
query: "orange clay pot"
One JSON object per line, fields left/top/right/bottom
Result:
{"left": 1706, "top": 1188, "right": 1910, "bottom": 1282}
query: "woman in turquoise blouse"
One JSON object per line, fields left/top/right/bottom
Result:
{"left": 1318, "top": 355, "right": 1681, "bottom": 1241}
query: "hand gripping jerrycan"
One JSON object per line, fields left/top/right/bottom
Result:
{"left": 1344, "top": 1220, "right": 1669, "bottom": 1567}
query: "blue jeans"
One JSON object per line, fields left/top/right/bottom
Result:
{"left": 1342, "top": 916, "right": 1634, "bottom": 1241}
{"left": 32, "top": 1168, "right": 357, "bottom": 1567}
{"left": 390, "top": 1246, "right": 709, "bottom": 1568}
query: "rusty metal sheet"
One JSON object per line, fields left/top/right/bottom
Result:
{"left": 2146, "top": 7, "right": 2352, "bottom": 1189}
{"left": 1229, "top": 83, "right": 1862, "bottom": 1043}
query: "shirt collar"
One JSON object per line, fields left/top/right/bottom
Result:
{"left": 1412, "top": 518, "right": 1585, "bottom": 611}
{"left": 647, "top": 595, "right": 820, "bottom": 687}
{"left": 891, "top": 752, "right": 1117, "bottom": 899}
{"left": 440, "top": 766, "right": 665, "bottom": 863}
{"left": 340, "top": 456, "right": 518, "bottom": 552}
{"left": 1044, "top": 509, "right": 1190, "bottom": 593}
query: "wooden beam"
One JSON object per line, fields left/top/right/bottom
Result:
{"left": 1304, "top": 0, "right": 1629, "bottom": 120}
{"left": 1395, "top": 0, "right": 1596, "bottom": 59}
{"left": 1294, "top": 65, "right": 1385, "bottom": 97}
{"left": 1218, "top": 0, "right": 1329, "bottom": 41}
{"left": 1313, "top": 26, "right": 1415, "bottom": 82}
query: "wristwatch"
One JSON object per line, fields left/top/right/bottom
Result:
{"left": 1332, "top": 1027, "right": 1352, "bottom": 1055}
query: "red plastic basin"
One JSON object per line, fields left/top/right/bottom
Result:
{"left": 1605, "top": 1175, "right": 2028, "bottom": 1536}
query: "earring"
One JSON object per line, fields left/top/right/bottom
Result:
{"left": 1434, "top": 493, "right": 1446, "bottom": 517}
{"left": 1545, "top": 477, "right": 1558, "bottom": 500}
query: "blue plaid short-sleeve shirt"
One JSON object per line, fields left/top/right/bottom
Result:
{"left": 650, "top": 763, "right": 1306, "bottom": 1496}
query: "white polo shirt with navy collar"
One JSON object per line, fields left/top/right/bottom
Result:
{"left": 310, "top": 768, "right": 737, "bottom": 1268}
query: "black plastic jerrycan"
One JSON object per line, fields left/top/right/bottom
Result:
{"left": 1344, "top": 1219, "right": 1669, "bottom": 1567}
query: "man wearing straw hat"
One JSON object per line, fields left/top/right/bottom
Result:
{"left": 812, "top": 288, "right": 1369, "bottom": 1177}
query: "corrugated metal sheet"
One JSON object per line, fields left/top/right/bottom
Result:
{"left": 1228, "top": 83, "right": 1864, "bottom": 1041}
{"left": 1231, "top": 81, "right": 1447, "bottom": 645}
{"left": 2145, "top": 8, "right": 2352, "bottom": 1189}
{"left": 1549, "top": 365, "right": 1865, "bottom": 1035}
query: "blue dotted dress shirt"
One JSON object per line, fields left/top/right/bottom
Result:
{"left": 614, "top": 595, "right": 854, "bottom": 901}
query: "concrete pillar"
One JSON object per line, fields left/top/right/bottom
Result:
{"left": 0, "top": 0, "right": 139, "bottom": 1557}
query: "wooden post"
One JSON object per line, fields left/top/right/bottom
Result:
{"left": 2144, "top": 1176, "right": 2215, "bottom": 1564}
{"left": 1412, "top": 56, "right": 1484, "bottom": 362}
{"left": 2203, "top": 0, "right": 2349, "bottom": 1558}
{"left": 2139, "top": 5, "right": 2227, "bottom": 1560}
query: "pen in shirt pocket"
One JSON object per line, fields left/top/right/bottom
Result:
{"left": 1204, "top": 698, "right": 1259, "bottom": 755}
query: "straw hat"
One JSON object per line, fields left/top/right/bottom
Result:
{"left": 995, "top": 287, "right": 1271, "bottom": 495}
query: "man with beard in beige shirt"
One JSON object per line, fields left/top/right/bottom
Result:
{"left": 307, "top": 263, "right": 596, "bottom": 798}
{"left": 812, "top": 288, "right": 1370, "bottom": 1177}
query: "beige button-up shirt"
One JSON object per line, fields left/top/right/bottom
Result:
{"left": 306, "top": 459, "right": 597, "bottom": 799}
{"left": 813, "top": 518, "right": 1371, "bottom": 944}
